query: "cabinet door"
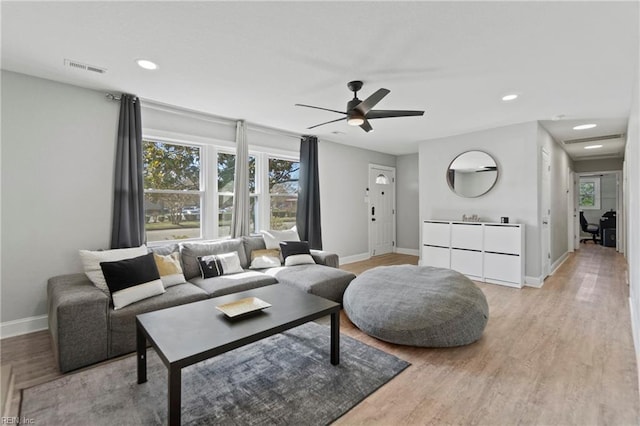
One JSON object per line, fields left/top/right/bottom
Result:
{"left": 451, "top": 223, "right": 483, "bottom": 250}
{"left": 421, "top": 246, "right": 450, "bottom": 269}
{"left": 422, "top": 222, "right": 450, "bottom": 247}
{"left": 484, "top": 225, "right": 522, "bottom": 255}
{"left": 451, "top": 249, "right": 482, "bottom": 278}
{"left": 484, "top": 252, "right": 522, "bottom": 284}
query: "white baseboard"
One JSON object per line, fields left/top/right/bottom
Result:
{"left": 550, "top": 252, "right": 570, "bottom": 275}
{"left": 339, "top": 252, "right": 370, "bottom": 266}
{"left": 0, "top": 315, "right": 48, "bottom": 339}
{"left": 395, "top": 247, "right": 419, "bottom": 256}
{"left": 524, "top": 275, "right": 544, "bottom": 288}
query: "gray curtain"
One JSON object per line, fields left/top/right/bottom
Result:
{"left": 110, "top": 94, "right": 145, "bottom": 248}
{"left": 296, "top": 135, "right": 322, "bottom": 249}
{"left": 231, "top": 120, "right": 250, "bottom": 237}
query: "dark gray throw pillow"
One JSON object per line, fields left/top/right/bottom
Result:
{"left": 279, "top": 241, "right": 310, "bottom": 260}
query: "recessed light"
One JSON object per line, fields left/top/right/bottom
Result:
{"left": 584, "top": 145, "right": 603, "bottom": 150}
{"left": 136, "top": 59, "right": 158, "bottom": 70}
{"left": 573, "top": 123, "right": 597, "bottom": 130}
{"left": 502, "top": 94, "right": 519, "bottom": 101}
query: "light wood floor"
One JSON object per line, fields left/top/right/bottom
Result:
{"left": 1, "top": 244, "right": 638, "bottom": 424}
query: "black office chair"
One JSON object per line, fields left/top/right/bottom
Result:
{"left": 580, "top": 211, "right": 599, "bottom": 244}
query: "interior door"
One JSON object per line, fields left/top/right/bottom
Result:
{"left": 369, "top": 166, "right": 395, "bottom": 256}
{"left": 541, "top": 148, "right": 551, "bottom": 277}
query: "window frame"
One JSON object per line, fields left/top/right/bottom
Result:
{"left": 579, "top": 177, "right": 601, "bottom": 210}
{"left": 142, "top": 133, "right": 299, "bottom": 244}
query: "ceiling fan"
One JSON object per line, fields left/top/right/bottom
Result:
{"left": 295, "top": 80, "right": 424, "bottom": 133}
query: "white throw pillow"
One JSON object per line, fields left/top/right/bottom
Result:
{"left": 198, "top": 252, "right": 244, "bottom": 278}
{"left": 284, "top": 254, "right": 316, "bottom": 266}
{"left": 250, "top": 250, "right": 282, "bottom": 269}
{"left": 79, "top": 245, "right": 148, "bottom": 294}
{"left": 260, "top": 228, "right": 300, "bottom": 250}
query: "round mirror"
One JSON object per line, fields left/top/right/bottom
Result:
{"left": 447, "top": 151, "right": 498, "bottom": 198}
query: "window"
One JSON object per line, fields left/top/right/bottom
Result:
{"left": 217, "top": 152, "right": 257, "bottom": 237}
{"left": 269, "top": 158, "right": 299, "bottom": 230}
{"left": 579, "top": 177, "right": 601, "bottom": 210}
{"left": 143, "top": 140, "right": 202, "bottom": 242}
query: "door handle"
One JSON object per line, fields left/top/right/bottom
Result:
{"left": 372, "top": 218, "right": 376, "bottom": 222}
{"left": 542, "top": 220, "right": 549, "bottom": 225}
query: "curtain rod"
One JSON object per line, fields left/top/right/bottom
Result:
{"left": 105, "top": 92, "right": 305, "bottom": 141}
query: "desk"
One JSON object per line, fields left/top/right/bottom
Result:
{"left": 599, "top": 212, "right": 616, "bottom": 247}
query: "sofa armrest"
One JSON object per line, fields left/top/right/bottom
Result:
{"left": 47, "top": 273, "right": 110, "bottom": 372}
{"left": 310, "top": 250, "right": 339, "bottom": 268}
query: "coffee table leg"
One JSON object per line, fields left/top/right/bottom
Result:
{"left": 136, "top": 321, "right": 147, "bottom": 384}
{"left": 331, "top": 311, "right": 340, "bottom": 365}
{"left": 169, "top": 366, "right": 182, "bottom": 426}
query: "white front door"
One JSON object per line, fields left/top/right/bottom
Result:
{"left": 369, "top": 165, "right": 395, "bottom": 256}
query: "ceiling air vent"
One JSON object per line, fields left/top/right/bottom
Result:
{"left": 64, "top": 59, "right": 107, "bottom": 74}
{"left": 562, "top": 134, "right": 625, "bottom": 145}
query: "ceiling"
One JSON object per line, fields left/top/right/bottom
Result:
{"left": 1, "top": 1, "right": 638, "bottom": 157}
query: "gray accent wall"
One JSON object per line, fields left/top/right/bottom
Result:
{"left": 1, "top": 71, "right": 119, "bottom": 324}
{"left": 317, "top": 140, "right": 396, "bottom": 258}
{"left": 396, "top": 154, "right": 419, "bottom": 251}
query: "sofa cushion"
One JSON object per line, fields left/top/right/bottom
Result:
{"left": 264, "top": 265, "right": 355, "bottom": 303}
{"left": 242, "top": 235, "right": 267, "bottom": 261}
{"left": 108, "top": 282, "right": 208, "bottom": 357}
{"left": 189, "top": 271, "right": 278, "bottom": 297}
{"left": 180, "top": 238, "right": 248, "bottom": 279}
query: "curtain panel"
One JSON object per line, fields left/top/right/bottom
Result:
{"left": 296, "top": 135, "right": 323, "bottom": 249}
{"left": 231, "top": 120, "right": 250, "bottom": 238}
{"left": 110, "top": 94, "right": 145, "bottom": 249}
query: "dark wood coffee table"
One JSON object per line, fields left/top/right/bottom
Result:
{"left": 136, "top": 284, "right": 341, "bottom": 426}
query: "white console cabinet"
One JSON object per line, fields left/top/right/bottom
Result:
{"left": 421, "top": 220, "right": 525, "bottom": 288}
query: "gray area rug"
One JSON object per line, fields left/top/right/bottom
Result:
{"left": 21, "top": 322, "right": 409, "bottom": 425}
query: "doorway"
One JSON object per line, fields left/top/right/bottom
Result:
{"left": 541, "top": 148, "right": 551, "bottom": 278}
{"left": 368, "top": 164, "right": 396, "bottom": 257}
{"left": 574, "top": 171, "right": 622, "bottom": 251}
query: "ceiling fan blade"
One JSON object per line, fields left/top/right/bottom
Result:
{"left": 307, "top": 116, "right": 347, "bottom": 129}
{"left": 360, "top": 119, "right": 373, "bottom": 133}
{"left": 354, "top": 88, "right": 390, "bottom": 115}
{"left": 295, "top": 104, "right": 347, "bottom": 115}
{"left": 366, "top": 109, "right": 425, "bottom": 119}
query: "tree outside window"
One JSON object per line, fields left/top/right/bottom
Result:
{"left": 579, "top": 177, "right": 601, "bottom": 210}
{"left": 269, "top": 158, "right": 299, "bottom": 230}
{"left": 143, "top": 140, "right": 202, "bottom": 241}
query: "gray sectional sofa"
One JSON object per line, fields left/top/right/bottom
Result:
{"left": 47, "top": 235, "right": 355, "bottom": 373}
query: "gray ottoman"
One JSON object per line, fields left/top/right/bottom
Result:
{"left": 343, "top": 265, "right": 488, "bottom": 347}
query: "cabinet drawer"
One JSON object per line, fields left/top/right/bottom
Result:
{"left": 451, "top": 223, "right": 483, "bottom": 250}
{"left": 422, "top": 222, "right": 450, "bottom": 247}
{"left": 484, "top": 252, "right": 522, "bottom": 284}
{"left": 451, "top": 249, "right": 482, "bottom": 277}
{"left": 484, "top": 225, "right": 522, "bottom": 255}
{"left": 421, "top": 246, "right": 450, "bottom": 269}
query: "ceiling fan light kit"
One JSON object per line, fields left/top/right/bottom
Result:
{"left": 296, "top": 80, "right": 424, "bottom": 133}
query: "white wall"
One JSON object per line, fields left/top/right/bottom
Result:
{"left": 538, "top": 125, "right": 573, "bottom": 265}
{"left": 418, "top": 122, "right": 572, "bottom": 283}
{"left": 318, "top": 140, "right": 396, "bottom": 260}
{"left": 1, "top": 71, "right": 119, "bottom": 329}
{"left": 396, "top": 154, "right": 420, "bottom": 252}
{"left": 625, "top": 60, "right": 640, "bottom": 372}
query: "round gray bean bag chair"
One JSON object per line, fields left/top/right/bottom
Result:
{"left": 343, "top": 265, "right": 489, "bottom": 347}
